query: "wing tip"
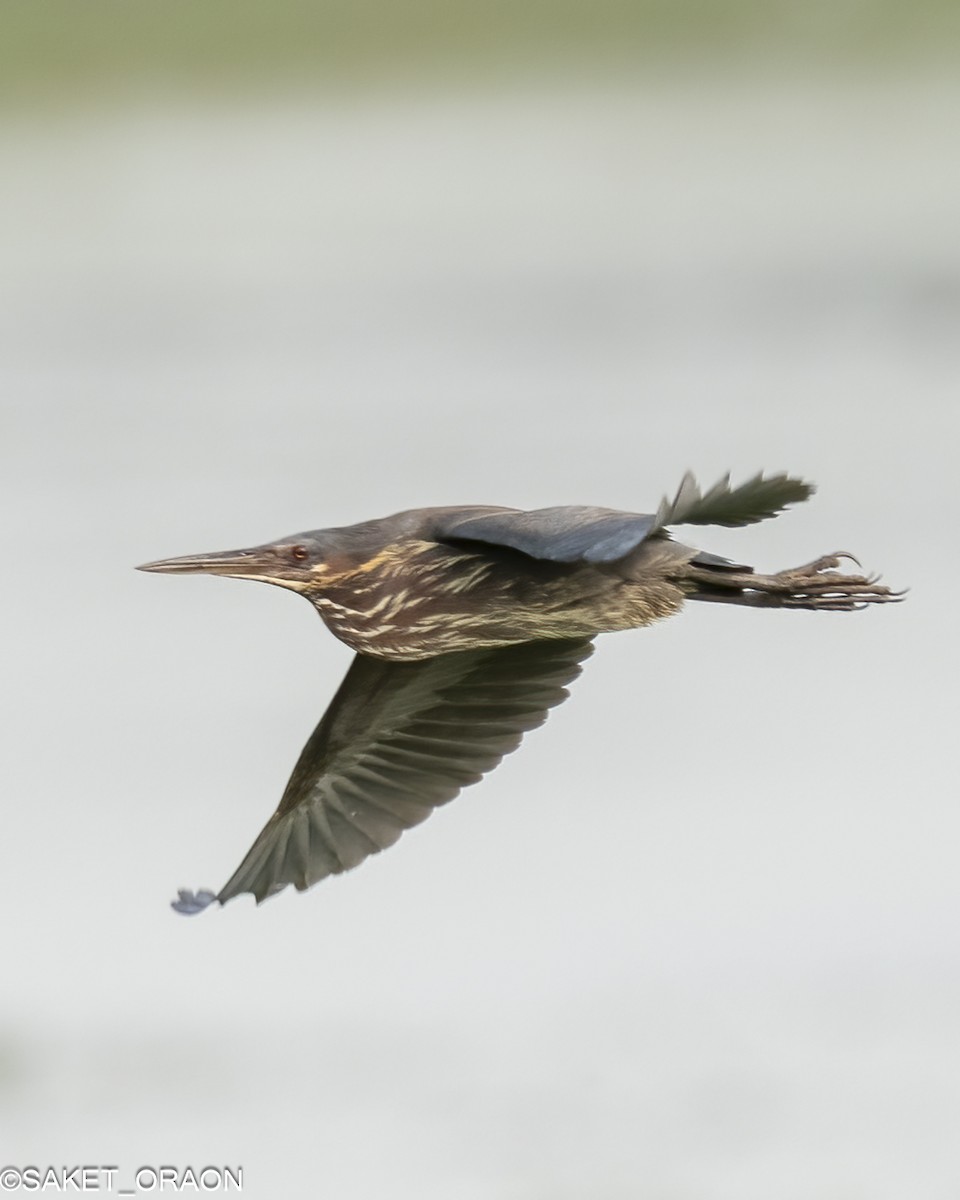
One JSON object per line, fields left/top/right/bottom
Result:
{"left": 170, "top": 887, "right": 219, "bottom": 915}
{"left": 658, "top": 468, "right": 816, "bottom": 529}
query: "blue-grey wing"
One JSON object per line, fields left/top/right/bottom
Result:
{"left": 434, "top": 472, "right": 814, "bottom": 565}
{"left": 436, "top": 506, "right": 659, "bottom": 564}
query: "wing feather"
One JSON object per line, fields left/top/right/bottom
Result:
{"left": 435, "top": 472, "right": 811, "bottom": 565}
{"left": 214, "top": 638, "right": 593, "bottom": 905}
{"left": 436, "top": 506, "right": 657, "bottom": 564}
{"left": 653, "top": 470, "right": 814, "bottom": 530}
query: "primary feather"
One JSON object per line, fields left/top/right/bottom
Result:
{"left": 436, "top": 471, "right": 812, "bottom": 565}
{"left": 213, "top": 638, "right": 593, "bottom": 905}
{"left": 653, "top": 471, "right": 814, "bottom": 531}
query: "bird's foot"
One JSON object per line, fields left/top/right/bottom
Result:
{"left": 749, "top": 552, "right": 905, "bottom": 611}
{"left": 171, "top": 888, "right": 218, "bottom": 915}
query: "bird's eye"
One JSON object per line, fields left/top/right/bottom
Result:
{"left": 290, "top": 545, "right": 309, "bottom": 563}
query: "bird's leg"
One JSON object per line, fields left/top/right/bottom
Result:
{"left": 685, "top": 552, "right": 904, "bottom": 612}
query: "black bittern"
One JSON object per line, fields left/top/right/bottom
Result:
{"left": 139, "top": 471, "right": 900, "bottom": 914}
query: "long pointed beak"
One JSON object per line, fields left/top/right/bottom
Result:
{"left": 136, "top": 548, "right": 265, "bottom": 576}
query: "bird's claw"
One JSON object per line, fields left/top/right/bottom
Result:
{"left": 791, "top": 551, "right": 862, "bottom": 575}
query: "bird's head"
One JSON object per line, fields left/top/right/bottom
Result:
{"left": 137, "top": 533, "right": 332, "bottom": 595}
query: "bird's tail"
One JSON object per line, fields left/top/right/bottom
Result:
{"left": 681, "top": 552, "right": 903, "bottom": 612}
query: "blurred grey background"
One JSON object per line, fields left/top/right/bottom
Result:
{"left": 1, "top": 3, "right": 958, "bottom": 1197}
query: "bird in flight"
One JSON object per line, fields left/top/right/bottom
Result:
{"left": 139, "top": 471, "right": 900, "bottom": 914}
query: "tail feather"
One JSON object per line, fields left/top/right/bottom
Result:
{"left": 655, "top": 471, "right": 814, "bottom": 531}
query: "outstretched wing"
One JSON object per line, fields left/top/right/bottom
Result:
{"left": 435, "top": 471, "right": 814, "bottom": 565}
{"left": 175, "top": 638, "right": 593, "bottom": 910}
